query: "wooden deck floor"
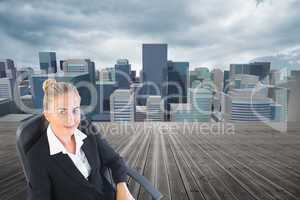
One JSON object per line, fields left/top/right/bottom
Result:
{"left": 1, "top": 121, "right": 300, "bottom": 200}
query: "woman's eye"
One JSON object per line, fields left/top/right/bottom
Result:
{"left": 59, "top": 110, "right": 65, "bottom": 115}
{"left": 73, "top": 108, "right": 80, "bottom": 114}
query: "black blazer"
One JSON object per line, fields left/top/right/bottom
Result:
{"left": 27, "top": 129, "right": 128, "bottom": 200}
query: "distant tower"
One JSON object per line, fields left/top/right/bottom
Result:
{"left": 39, "top": 52, "right": 57, "bottom": 73}
{"left": 142, "top": 44, "right": 168, "bottom": 96}
{"left": 0, "top": 59, "right": 17, "bottom": 80}
{"left": 115, "top": 59, "right": 131, "bottom": 89}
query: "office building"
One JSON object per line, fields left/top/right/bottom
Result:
{"left": 0, "top": 59, "right": 16, "bottom": 80}
{"left": 223, "top": 70, "right": 230, "bottom": 93}
{"left": 62, "top": 59, "right": 96, "bottom": 84}
{"left": 115, "top": 59, "right": 131, "bottom": 89}
{"left": 0, "top": 78, "right": 13, "bottom": 99}
{"left": 170, "top": 103, "right": 193, "bottom": 122}
{"left": 233, "top": 74, "right": 259, "bottom": 89}
{"left": 276, "top": 72, "right": 300, "bottom": 122}
{"left": 167, "top": 61, "right": 189, "bottom": 102}
{"left": 146, "top": 96, "right": 163, "bottom": 121}
{"left": 224, "top": 89, "right": 273, "bottom": 122}
{"left": 142, "top": 44, "right": 168, "bottom": 96}
{"left": 110, "top": 89, "right": 135, "bottom": 122}
{"left": 230, "top": 62, "right": 270, "bottom": 81}
{"left": 39, "top": 52, "right": 57, "bottom": 73}
{"left": 170, "top": 88, "right": 213, "bottom": 122}
{"left": 135, "top": 106, "right": 147, "bottom": 122}
{"left": 100, "top": 68, "right": 115, "bottom": 82}
{"left": 166, "top": 61, "right": 189, "bottom": 120}
{"left": 130, "top": 70, "right": 137, "bottom": 83}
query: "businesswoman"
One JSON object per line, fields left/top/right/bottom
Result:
{"left": 27, "top": 79, "right": 134, "bottom": 200}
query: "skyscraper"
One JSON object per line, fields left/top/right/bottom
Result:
{"left": 223, "top": 70, "right": 230, "bottom": 93}
{"left": 167, "top": 61, "right": 189, "bottom": 103}
{"left": 39, "top": 52, "right": 57, "bottom": 73}
{"left": 166, "top": 61, "right": 189, "bottom": 120}
{"left": 115, "top": 59, "right": 131, "bottom": 89}
{"left": 142, "top": 44, "right": 168, "bottom": 96}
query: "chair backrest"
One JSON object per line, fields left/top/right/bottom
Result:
{"left": 16, "top": 115, "right": 47, "bottom": 181}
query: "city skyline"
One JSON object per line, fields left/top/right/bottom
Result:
{"left": 1, "top": 0, "right": 300, "bottom": 71}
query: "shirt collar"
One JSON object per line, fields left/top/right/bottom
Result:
{"left": 47, "top": 124, "right": 87, "bottom": 156}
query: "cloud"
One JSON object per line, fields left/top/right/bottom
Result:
{"left": 0, "top": 0, "right": 299, "bottom": 71}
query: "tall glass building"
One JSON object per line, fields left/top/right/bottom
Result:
{"left": 167, "top": 61, "right": 189, "bottom": 103}
{"left": 142, "top": 44, "right": 168, "bottom": 96}
{"left": 39, "top": 52, "right": 57, "bottom": 73}
{"left": 166, "top": 61, "right": 189, "bottom": 120}
{"left": 115, "top": 59, "right": 131, "bottom": 89}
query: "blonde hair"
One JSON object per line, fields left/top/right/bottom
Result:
{"left": 42, "top": 79, "right": 81, "bottom": 111}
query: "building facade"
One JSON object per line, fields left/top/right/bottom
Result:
{"left": 110, "top": 89, "right": 135, "bottom": 122}
{"left": 39, "top": 52, "right": 57, "bottom": 73}
{"left": 115, "top": 59, "right": 131, "bottom": 89}
{"left": 142, "top": 44, "right": 168, "bottom": 96}
{"left": 146, "top": 95, "right": 163, "bottom": 121}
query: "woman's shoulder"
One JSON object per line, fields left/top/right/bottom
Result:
{"left": 27, "top": 132, "right": 49, "bottom": 162}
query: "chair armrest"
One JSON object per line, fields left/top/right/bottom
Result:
{"left": 126, "top": 168, "right": 163, "bottom": 200}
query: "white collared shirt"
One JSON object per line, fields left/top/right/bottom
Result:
{"left": 47, "top": 125, "right": 91, "bottom": 179}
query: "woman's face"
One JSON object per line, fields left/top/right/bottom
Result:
{"left": 44, "top": 92, "right": 81, "bottom": 137}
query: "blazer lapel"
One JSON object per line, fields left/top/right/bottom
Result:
{"left": 81, "top": 136, "right": 105, "bottom": 196}
{"left": 81, "top": 135, "right": 98, "bottom": 171}
{"left": 51, "top": 152, "right": 91, "bottom": 186}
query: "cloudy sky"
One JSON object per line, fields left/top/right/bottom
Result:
{"left": 0, "top": 0, "right": 299, "bottom": 71}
